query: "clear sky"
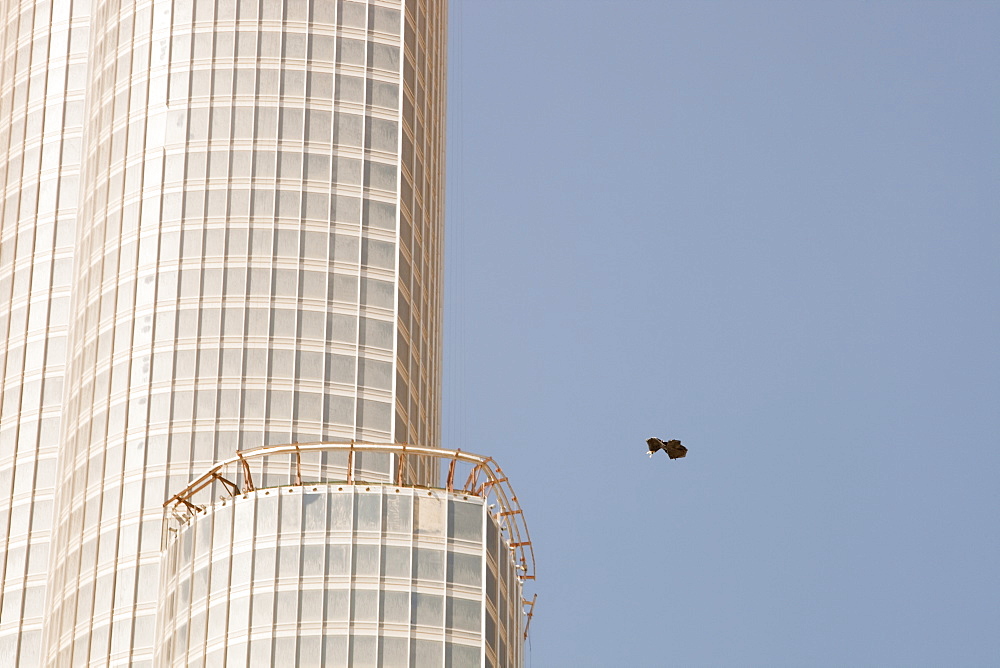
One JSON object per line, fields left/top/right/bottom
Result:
{"left": 441, "top": 1, "right": 999, "bottom": 666}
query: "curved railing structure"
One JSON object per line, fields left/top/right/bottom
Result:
{"left": 163, "top": 441, "right": 537, "bottom": 633}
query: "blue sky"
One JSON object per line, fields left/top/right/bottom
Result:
{"left": 442, "top": 2, "right": 999, "bottom": 666}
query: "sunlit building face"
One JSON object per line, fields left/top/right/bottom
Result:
{"left": 0, "top": 0, "right": 499, "bottom": 665}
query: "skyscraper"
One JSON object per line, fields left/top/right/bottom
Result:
{"left": 0, "top": 0, "right": 534, "bottom": 665}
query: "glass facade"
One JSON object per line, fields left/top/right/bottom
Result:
{"left": 0, "top": 0, "right": 461, "bottom": 665}
{"left": 158, "top": 485, "right": 523, "bottom": 668}
{"left": 0, "top": 0, "right": 90, "bottom": 665}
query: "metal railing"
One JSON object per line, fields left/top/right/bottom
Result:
{"left": 163, "top": 440, "right": 536, "bottom": 584}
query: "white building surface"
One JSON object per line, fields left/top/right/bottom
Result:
{"left": 0, "top": 0, "right": 534, "bottom": 665}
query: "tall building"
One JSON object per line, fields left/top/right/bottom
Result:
{"left": 0, "top": 0, "right": 535, "bottom": 666}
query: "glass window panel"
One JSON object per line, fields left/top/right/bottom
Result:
{"left": 352, "top": 589, "right": 377, "bottom": 622}
{"left": 350, "top": 635, "right": 377, "bottom": 668}
{"left": 256, "top": 106, "right": 278, "bottom": 138}
{"left": 371, "top": 6, "right": 399, "bottom": 32}
{"left": 276, "top": 590, "right": 298, "bottom": 624}
{"left": 324, "top": 353, "right": 354, "bottom": 384}
{"left": 273, "top": 309, "right": 296, "bottom": 336}
{"left": 301, "top": 271, "right": 326, "bottom": 299}
{"left": 363, "top": 200, "right": 396, "bottom": 231}
{"left": 299, "top": 636, "right": 322, "bottom": 666}
{"left": 449, "top": 501, "right": 482, "bottom": 542}
{"left": 371, "top": 81, "right": 398, "bottom": 109}
{"left": 253, "top": 151, "right": 276, "bottom": 181}
{"left": 384, "top": 494, "right": 411, "bottom": 534}
{"left": 380, "top": 637, "right": 408, "bottom": 667}
{"left": 271, "top": 348, "right": 295, "bottom": 378}
{"left": 255, "top": 496, "right": 278, "bottom": 535}
{"left": 208, "top": 601, "right": 228, "bottom": 639}
{"left": 303, "top": 492, "right": 325, "bottom": 531}
{"left": 278, "top": 151, "right": 302, "bottom": 179}
{"left": 326, "top": 544, "right": 350, "bottom": 576}
{"left": 355, "top": 493, "right": 380, "bottom": 531}
{"left": 232, "top": 104, "right": 255, "bottom": 139}
{"left": 412, "top": 639, "right": 442, "bottom": 666}
{"left": 357, "top": 399, "right": 390, "bottom": 431}
{"left": 485, "top": 610, "right": 496, "bottom": 651}
{"left": 334, "top": 74, "right": 364, "bottom": 103}
{"left": 336, "top": 37, "right": 364, "bottom": 65}
{"left": 272, "top": 638, "right": 297, "bottom": 666}
{"left": 311, "top": 35, "right": 334, "bottom": 60}
{"left": 248, "top": 546, "right": 276, "bottom": 589}
{"left": 412, "top": 592, "right": 444, "bottom": 627}
{"left": 279, "top": 107, "right": 303, "bottom": 139}
{"left": 339, "top": 1, "right": 366, "bottom": 27}
{"left": 382, "top": 545, "right": 409, "bottom": 579}
{"left": 295, "top": 392, "right": 323, "bottom": 426}
{"left": 227, "top": 228, "right": 250, "bottom": 256}
{"left": 302, "top": 545, "right": 324, "bottom": 576}
{"left": 487, "top": 521, "right": 499, "bottom": 560}
{"left": 232, "top": 550, "right": 251, "bottom": 586}
{"left": 306, "top": 109, "right": 332, "bottom": 143}
{"left": 367, "top": 117, "right": 397, "bottom": 153}
{"left": 296, "top": 350, "right": 323, "bottom": 381}
{"left": 307, "top": 70, "right": 333, "bottom": 100}
{"left": 278, "top": 544, "right": 300, "bottom": 579}
{"left": 446, "top": 642, "right": 481, "bottom": 668}
{"left": 379, "top": 590, "right": 409, "bottom": 624}
{"left": 229, "top": 150, "right": 252, "bottom": 178}
{"left": 222, "top": 308, "right": 245, "bottom": 338}
{"left": 332, "top": 113, "right": 362, "bottom": 146}
{"left": 359, "top": 318, "right": 392, "bottom": 349}
{"left": 249, "top": 638, "right": 273, "bottom": 666}
{"left": 370, "top": 44, "right": 399, "bottom": 72}
{"left": 447, "top": 553, "right": 481, "bottom": 587}
{"left": 358, "top": 358, "right": 392, "bottom": 390}
{"left": 283, "top": 32, "right": 307, "bottom": 58}
{"left": 352, "top": 544, "right": 379, "bottom": 577}
{"left": 274, "top": 268, "right": 297, "bottom": 296}
{"left": 447, "top": 597, "right": 481, "bottom": 633}
{"left": 247, "top": 309, "right": 270, "bottom": 337}
{"left": 332, "top": 156, "right": 362, "bottom": 185}
{"left": 304, "top": 154, "right": 330, "bottom": 181}
{"left": 324, "top": 394, "right": 354, "bottom": 424}
{"left": 267, "top": 390, "right": 292, "bottom": 420}
{"left": 330, "top": 234, "right": 359, "bottom": 263}
{"left": 259, "top": 68, "right": 280, "bottom": 96}
{"left": 325, "top": 590, "right": 349, "bottom": 621}
{"left": 227, "top": 641, "right": 249, "bottom": 666}
{"left": 304, "top": 193, "right": 329, "bottom": 221}
{"left": 365, "top": 161, "right": 397, "bottom": 191}
{"left": 332, "top": 194, "right": 361, "bottom": 223}
{"left": 486, "top": 568, "right": 497, "bottom": 606}
{"left": 414, "top": 548, "right": 444, "bottom": 581}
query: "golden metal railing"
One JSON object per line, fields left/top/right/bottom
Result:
{"left": 163, "top": 440, "right": 536, "bottom": 584}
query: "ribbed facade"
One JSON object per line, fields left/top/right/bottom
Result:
{"left": 0, "top": 0, "right": 90, "bottom": 664}
{"left": 157, "top": 485, "right": 523, "bottom": 667}
{"left": 0, "top": 0, "right": 459, "bottom": 665}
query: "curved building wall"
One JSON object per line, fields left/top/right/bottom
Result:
{"left": 0, "top": 0, "right": 90, "bottom": 664}
{"left": 395, "top": 0, "right": 446, "bottom": 456}
{"left": 157, "top": 485, "right": 522, "bottom": 668}
{"left": 42, "top": 0, "right": 446, "bottom": 665}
